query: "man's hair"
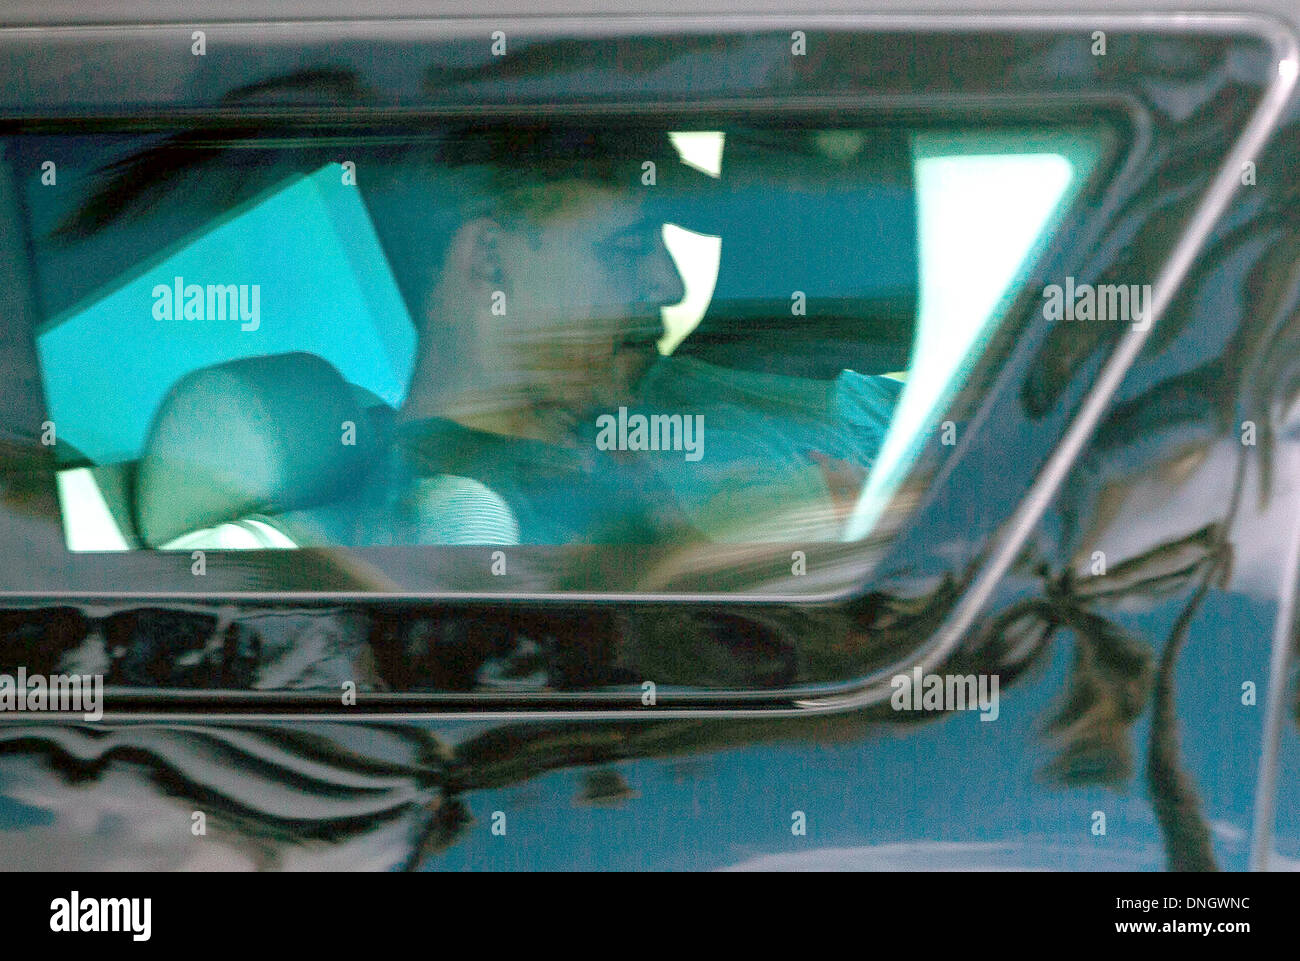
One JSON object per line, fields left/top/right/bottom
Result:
{"left": 437, "top": 122, "right": 673, "bottom": 223}
{"left": 367, "top": 122, "right": 678, "bottom": 323}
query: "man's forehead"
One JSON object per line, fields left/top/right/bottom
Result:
{"left": 519, "top": 179, "right": 653, "bottom": 232}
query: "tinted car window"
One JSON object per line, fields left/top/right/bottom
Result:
{"left": 17, "top": 122, "right": 1104, "bottom": 561}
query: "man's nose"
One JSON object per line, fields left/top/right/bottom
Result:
{"left": 641, "top": 236, "right": 686, "bottom": 309}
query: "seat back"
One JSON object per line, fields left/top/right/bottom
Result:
{"left": 134, "top": 352, "right": 375, "bottom": 548}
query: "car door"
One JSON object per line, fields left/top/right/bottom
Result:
{"left": 0, "top": 3, "right": 1297, "bottom": 871}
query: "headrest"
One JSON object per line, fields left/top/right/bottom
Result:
{"left": 135, "top": 352, "right": 369, "bottom": 547}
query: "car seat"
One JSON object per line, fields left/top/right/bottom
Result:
{"left": 134, "top": 352, "right": 385, "bottom": 549}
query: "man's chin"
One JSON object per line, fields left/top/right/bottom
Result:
{"left": 523, "top": 397, "right": 586, "bottom": 446}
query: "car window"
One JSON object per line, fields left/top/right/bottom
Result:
{"left": 0, "top": 19, "right": 1279, "bottom": 708}
{"left": 16, "top": 122, "right": 1106, "bottom": 559}
{"left": 851, "top": 129, "right": 1104, "bottom": 537}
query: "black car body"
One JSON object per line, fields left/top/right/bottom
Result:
{"left": 0, "top": 0, "right": 1299, "bottom": 872}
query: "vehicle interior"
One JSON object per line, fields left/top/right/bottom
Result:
{"left": 1, "top": 121, "right": 1104, "bottom": 556}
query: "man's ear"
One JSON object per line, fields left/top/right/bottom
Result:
{"left": 448, "top": 216, "right": 505, "bottom": 289}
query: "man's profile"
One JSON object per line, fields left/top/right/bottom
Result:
{"left": 366, "top": 122, "right": 902, "bottom": 546}
{"left": 369, "top": 124, "right": 695, "bottom": 544}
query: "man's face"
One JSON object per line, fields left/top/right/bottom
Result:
{"left": 492, "top": 181, "right": 686, "bottom": 436}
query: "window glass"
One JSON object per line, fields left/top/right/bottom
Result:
{"left": 12, "top": 122, "right": 1104, "bottom": 554}
{"left": 849, "top": 130, "right": 1105, "bottom": 538}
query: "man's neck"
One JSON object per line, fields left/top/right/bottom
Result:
{"left": 400, "top": 381, "right": 579, "bottom": 447}
{"left": 400, "top": 312, "right": 584, "bottom": 445}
